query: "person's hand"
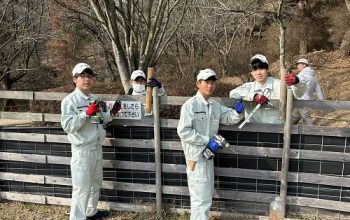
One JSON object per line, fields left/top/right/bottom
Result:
{"left": 110, "top": 100, "right": 122, "bottom": 116}
{"left": 207, "top": 138, "right": 221, "bottom": 153}
{"left": 234, "top": 99, "right": 244, "bottom": 114}
{"left": 86, "top": 102, "right": 99, "bottom": 116}
{"left": 254, "top": 94, "right": 269, "bottom": 105}
{"left": 285, "top": 72, "right": 300, "bottom": 86}
{"left": 147, "top": 77, "right": 162, "bottom": 88}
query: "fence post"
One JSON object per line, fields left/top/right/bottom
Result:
{"left": 280, "top": 88, "right": 293, "bottom": 217}
{"left": 153, "top": 81, "right": 162, "bottom": 214}
{"left": 145, "top": 68, "right": 155, "bottom": 114}
{"left": 279, "top": 67, "right": 287, "bottom": 120}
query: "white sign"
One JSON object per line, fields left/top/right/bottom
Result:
{"left": 106, "top": 101, "right": 142, "bottom": 120}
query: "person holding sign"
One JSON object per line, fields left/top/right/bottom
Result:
{"left": 127, "top": 70, "right": 166, "bottom": 96}
{"left": 177, "top": 69, "right": 244, "bottom": 220}
{"left": 60, "top": 63, "right": 121, "bottom": 220}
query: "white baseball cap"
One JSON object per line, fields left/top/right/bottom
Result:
{"left": 296, "top": 58, "right": 310, "bottom": 66}
{"left": 196, "top": 69, "right": 218, "bottom": 81}
{"left": 72, "top": 63, "right": 94, "bottom": 77}
{"left": 250, "top": 54, "right": 269, "bottom": 64}
{"left": 131, "top": 70, "right": 146, "bottom": 80}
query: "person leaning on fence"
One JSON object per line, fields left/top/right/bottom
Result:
{"left": 127, "top": 70, "right": 166, "bottom": 96}
{"left": 60, "top": 63, "right": 122, "bottom": 220}
{"left": 177, "top": 69, "right": 244, "bottom": 220}
{"left": 291, "top": 58, "right": 324, "bottom": 125}
{"left": 229, "top": 54, "right": 307, "bottom": 124}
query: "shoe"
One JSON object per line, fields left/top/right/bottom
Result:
{"left": 86, "top": 210, "right": 110, "bottom": 219}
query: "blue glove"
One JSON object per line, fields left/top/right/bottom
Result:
{"left": 234, "top": 99, "right": 244, "bottom": 114}
{"left": 207, "top": 138, "right": 221, "bottom": 153}
{"left": 147, "top": 77, "right": 162, "bottom": 88}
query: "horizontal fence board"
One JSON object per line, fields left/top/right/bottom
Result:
{"left": 103, "top": 160, "right": 156, "bottom": 170}
{"left": 0, "top": 152, "right": 46, "bottom": 163}
{"left": 0, "top": 91, "right": 33, "bottom": 99}
{"left": 288, "top": 196, "right": 350, "bottom": 212}
{"left": 47, "top": 155, "right": 70, "bottom": 165}
{"left": 0, "top": 112, "right": 43, "bottom": 121}
{"left": 0, "top": 192, "right": 46, "bottom": 204}
{"left": 34, "top": 92, "right": 67, "bottom": 101}
{"left": 102, "top": 181, "right": 156, "bottom": 192}
{"left": 215, "top": 190, "right": 275, "bottom": 203}
{"left": 288, "top": 172, "right": 350, "bottom": 188}
{"left": 216, "top": 167, "right": 280, "bottom": 181}
{"left": 0, "top": 172, "right": 45, "bottom": 184}
{"left": 103, "top": 138, "right": 153, "bottom": 148}
{"left": 45, "top": 176, "right": 71, "bottom": 186}
{"left": 45, "top": 134, "right": 69, "bottom": 143}
{"left": 291, "top": 125, "right": 350, "bottom": 137}
{"left": 0, "top": 132, "right": 45, "bottom": 142}
{"left": 110, "top": 117, "right": 154, "bottom": 126}
{"left": 43, "top": 114, "right": 61, "bottom": 122}
{"left": 45, "top": 196, "right": 71, "bottom": 206}
{"left": 222, "top": 146, "right": 283, "bottom": 158}
{"left": 294, "top": 100, "right": 350, "bottom": 110}
{"left": 295, "top": 149, "right": 350, "bottom": 162}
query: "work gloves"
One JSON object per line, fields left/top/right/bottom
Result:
{"left": 253, "top": 94, "right": 269, "bottom": 105}
{"left": 285, "top": 72, "right": 300, "bottom": 86}
{"left": 110, "top": 100, "right": 122, "bottom": 116}
{"left": 207, "top": 138, "right": 221, "bottom": 153}
{"left": 234, "top": 99, "right": 245, "bottom": 114}
{"left": 147, "top": 77, "right": 162, "bottom": 88}
{"left": 85, "top": 102, "right": 99, "bottom": 116}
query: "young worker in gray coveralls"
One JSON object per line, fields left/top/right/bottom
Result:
{"left": 177, "top": 69, "right": 244, "bottom": 220}
{"left": 61, "top": 63, "right": 122, "bottom": 220}
{"left": 127, "top": 70, "right": 166, "bottom": 96}
{"left": 292, "top": 58, "right": 324, "bottom": 125}
{"left": 229, "top": 54, "right": 306, "bottom": 124}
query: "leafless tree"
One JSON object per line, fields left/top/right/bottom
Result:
{"left": 194, "top": 0, "right": 264, "bottom": 77}
{"left": 55, "top": 0, "right": 192, "bottom": 93}
{"left": 0, "top": 0, "right": 48, "bottom": 90}
{"left": 0, "top": 0, "right": 49, "bottom": 111}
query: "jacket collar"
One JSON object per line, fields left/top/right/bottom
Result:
{"left": 253, "top": 77, "right": 274, "bottom": 93}
{"left": 196, "top": 91, "right": 210, "bottom": 105}
{"left": 74, "top": 88, "right": 92, "bottom": 100}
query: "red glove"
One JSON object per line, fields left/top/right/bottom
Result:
{"left": 85, "top": 102, "right": 99, "bottom": 116}
{"left": 254, "top": 94, "right": 269, "bottom": 105}
{"left": 110, "top": 100, "right": 122, "bottom": 116}
{"left": 285, "top": 72, "right": 299, "bottom": 86}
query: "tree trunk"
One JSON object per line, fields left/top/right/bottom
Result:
{"left": 340, "top": 0, "right": 350, "bottom": 56}
{"left": 300, "top": 40, "right": 308, "bottom": 55}
{"left": 340, "top": 30, "right": 350, "bottom": 56}
{"left": 111, "top": 41, "right": 131, "bottom": 94}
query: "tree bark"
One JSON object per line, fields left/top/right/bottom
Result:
{"left": 340, "top": 0, "right": 350, "bottom": 56}
{"left": 300, "top": 40, "right": 308, "bottom": 55}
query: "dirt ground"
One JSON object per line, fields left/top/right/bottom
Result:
{"left": 0, "top": 200, "right": 189, "bottom": 220}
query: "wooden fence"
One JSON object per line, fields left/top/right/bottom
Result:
{"left": 0, "top": 90, "right": 350, "bottom": 218}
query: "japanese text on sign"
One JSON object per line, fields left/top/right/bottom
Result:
{"left": 107, "top": 101, "right": 142, "bottom": 120}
